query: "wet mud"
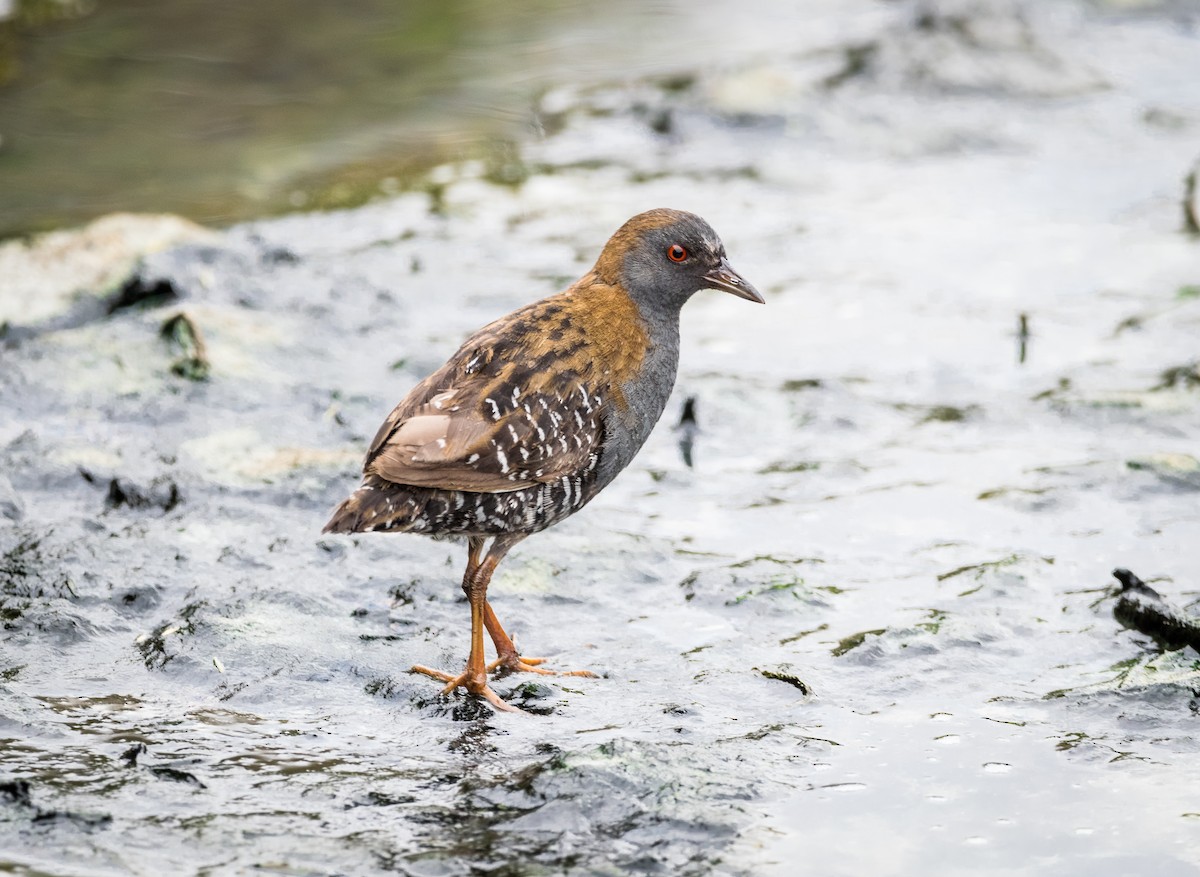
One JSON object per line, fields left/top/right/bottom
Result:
{"left": 3, "top": 1, "right": 1200, "bottom": 874}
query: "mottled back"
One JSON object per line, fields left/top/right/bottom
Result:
{"left": 362, "top": 280, "right": 648, "bottom": 495}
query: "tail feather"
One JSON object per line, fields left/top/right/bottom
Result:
{"left": 323, "top": 477, "right": 424, "bottom": 534}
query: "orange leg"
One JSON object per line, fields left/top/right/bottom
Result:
{"left": 483, "top": 601, "right": 552, "bottom": 675}
{"left": 483, "top": 601, "right": 595, "bottom": 678}
{"left": 411, "top": 536, "right": 524, "bottom": 712}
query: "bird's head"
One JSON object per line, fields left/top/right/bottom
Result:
{"left": 594, "top": 208, "right": 764, "bottom": 315}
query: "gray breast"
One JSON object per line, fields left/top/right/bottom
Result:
{"left": 596, "top": 322, "right": 681, "bottom": 488}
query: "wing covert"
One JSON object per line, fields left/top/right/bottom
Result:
{"left": 362, "top": 300, "right": 607, "bottom": 493}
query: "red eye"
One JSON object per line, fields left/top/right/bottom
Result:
{"left": 667, "top": 244, "right": 688, "bottom": 262}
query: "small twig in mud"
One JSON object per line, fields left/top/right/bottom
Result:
{"left": 831, "top": 628, "right": 886, "bottom": 657}
{"left": 160, "top": 312, "right": 210, "bottom": 380}
{"left": 675, "top": 395, "right": 699, "bottom": 469}
{"left": 1153, "top": 361, "right": 1200, "bottom": 391}
{"left": 1184, "top": 166, "right": 1199, "bottom": 236}
{"left": 758, "top": 667, "right": 814, "bottom": 695}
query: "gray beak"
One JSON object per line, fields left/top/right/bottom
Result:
{"left": 704, "top": 257, "right": 765, "bottom": 304}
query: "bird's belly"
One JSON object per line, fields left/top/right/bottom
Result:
{"left": 364, "top": 465, "right": 602, "bottom": 538}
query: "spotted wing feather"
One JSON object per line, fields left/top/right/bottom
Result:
{"left": 364, "top": 297, "right": 605, "bottom": 493}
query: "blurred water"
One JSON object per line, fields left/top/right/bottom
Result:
{"left": 0, "top": 0, "right": 697, "bottom": 236}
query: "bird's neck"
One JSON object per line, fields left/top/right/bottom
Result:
{"left": 569, "top": 272, "right": 682, "bottom": 485}
{"left": 567, "top": 271, "right": 683, "bottom": 386}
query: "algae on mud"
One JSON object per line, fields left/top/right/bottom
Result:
{"left": 4, "top": 0, "right": 1200, "bottom": 875}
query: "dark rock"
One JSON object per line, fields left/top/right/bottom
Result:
{"left": 107, "top": 275, "right": 182, "bottom": 314}
{"left": 104, "top": 477, "right": 182, "bottom": 513}
{"left": 0, "top": 778, "right": 33, "bottom": 807}
{"left": 1113, "top": 568, "right": 1200, "bottom": 652}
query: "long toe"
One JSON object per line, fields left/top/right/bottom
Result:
{"left": 488, "top": 655, "right": 598, "bottom": 678}
{"left": 410, "top": 664, "right": 525, "bottom": 714}
{"left": 410, "top": 664, "right": 456, "bottom": 683}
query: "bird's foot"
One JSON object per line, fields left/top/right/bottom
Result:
{"left": 410, "top": 664, "right": 523, "bottom": 713}
{"left": 487, "top": 653, "right": 597, "bottom": 678}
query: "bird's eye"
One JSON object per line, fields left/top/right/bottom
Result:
{"left": 667, "top": 244, "right": 688, "bottom": 263}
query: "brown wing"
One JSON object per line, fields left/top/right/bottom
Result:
{"left": 362, "top": 295, "right": 607, "bottom": 493}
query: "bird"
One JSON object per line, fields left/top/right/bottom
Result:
{"left": 323, "top": 208, "right": 763, "bottom": 712}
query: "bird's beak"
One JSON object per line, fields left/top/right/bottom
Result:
{"left": 704, "top": 257, "right": 765, "bottom": 304}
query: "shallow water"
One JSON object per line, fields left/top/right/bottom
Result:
{"left": 0, "top": 0, "right": 858, "bottom": 238}
{"left": 3, "top": 1, "right": 1200, "bottom": 874}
